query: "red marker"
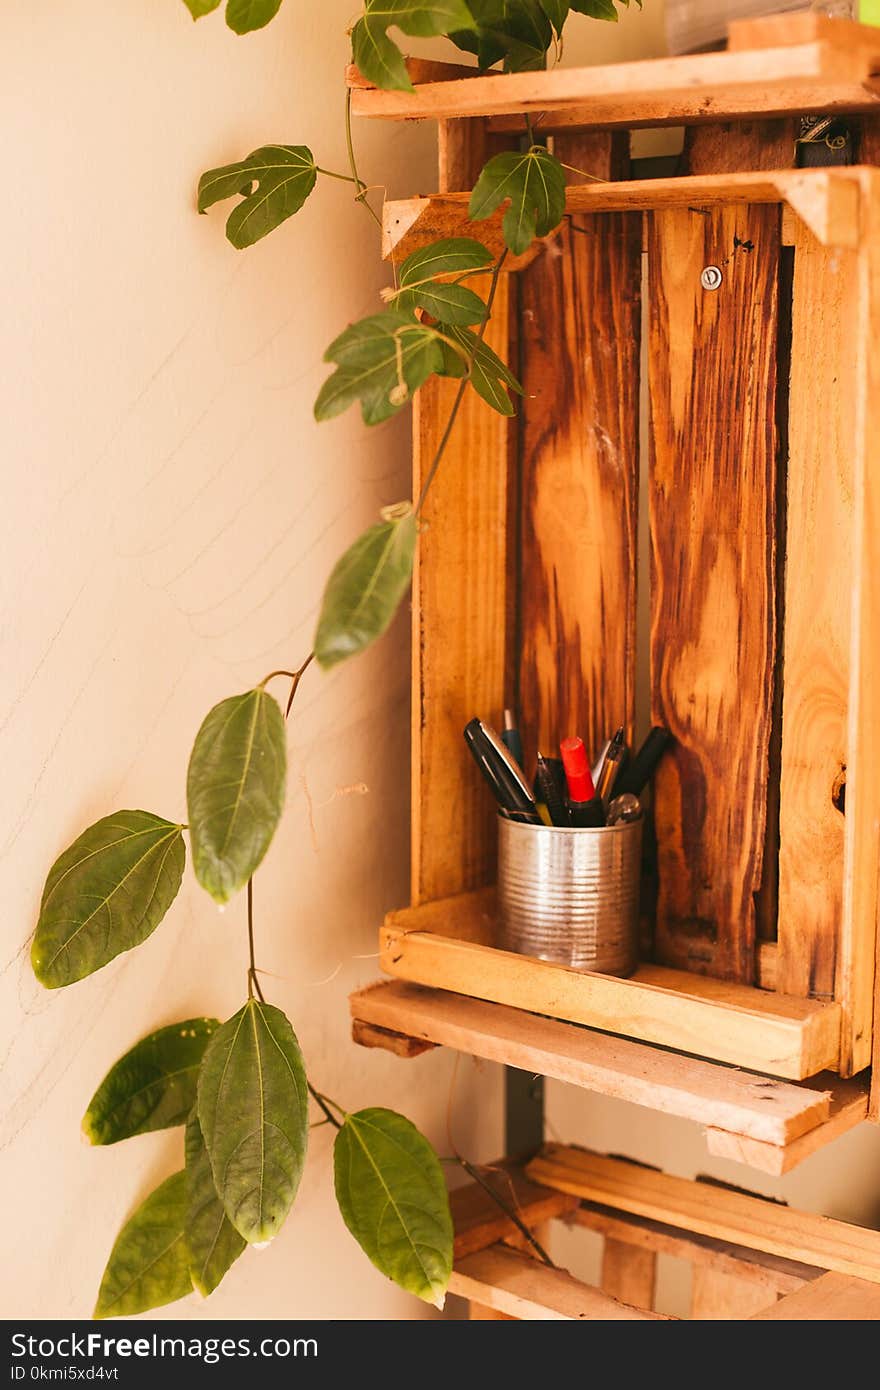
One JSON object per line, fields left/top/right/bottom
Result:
{"left": 560, "top": 737, "right": 605, "bottom": 827}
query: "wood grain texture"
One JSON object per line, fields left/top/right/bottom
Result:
{"left": 350, "top": 977, "right": 836, "bottom": 1144}
{"left": 518, "top": 133, "right": 640, "bottom": 771}
{"left": 349, "top": 1019, "right": 435, "bottom": 1058}
{"left": 528, "top": 1144, "right": 880, "bottom": 1282}
{"left": 775, "top": 220, "right": 855, "bottom": 1004}
{"left": 450, "top": 1245, "right": 672, "bottom": 1320}
{"left": 705, "top": 1076, "right": 869, "bottom": 1174}
{"left": 751, "top": 1270, "right": 880, "bottom": 1319}
{"left": 683, "top": 121, "right": 797, "bottom": 176}
{"left": 691, "top": 1266, "right": 779, "bottom": 1319}
{"left": 648, "top": 202, "right": 780, "bottom": 982}
{"left": 601, "top": 1238, "right": 657, "bottom": 1312}
{"left": 411, "top": 271, "right": 514, "bottom": 905}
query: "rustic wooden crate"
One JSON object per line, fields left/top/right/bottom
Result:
{"left": 351, "top": 16, "right": 880, "bottom": 1130}
{"left": 448, "top": 1148, "right": 880, "bottom": 1318}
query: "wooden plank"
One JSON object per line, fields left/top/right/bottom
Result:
{"left": 349, "top": 1019, "right": 435, "bottom": 1058}
{"left": 351, "top": 979, "right": 835, "bottom": 1143}
{"left": 647, "top": 201, "right": 780, "bottom": 983}
{"left": 468, "top": 1304, "right": 515, "bottom": 1319}
{"left": 383, "top": 171, "right": 864, "bottom": 277}
{"left": 846, "top": 172, "right": 880, "bottom": 1092}
{"left": 527, "top": 1144, "right": 880, "bottom": 1282}
{"left": 778, "top": 210, "right": 854, "bottom": 1006}
{"left": 347, "top": 58, "right": 477, "bottom": 90}
{"left": 450, "top": 1245, "right": 672, "bottom": 1320}
{"left": 705, "top": 1077, "right": 869, "bottom": 1174}
{"left": 380, "top": 918, "right": 841, "bottom": 1080}
{"left": 517, "top": 133, "right": 640, "bottom": 774}
{"left": 683, "top": 121, "right": 797, "bottom": 177}
{"left": 601, "top": 1239, "right": 656, "bottom": 1311}
{"left": 573, "top": 1205, "right": 817, "bottom": 1296}
{"left": 349, "top": 41, "right": 880, "bottom": 129}
{"left": 691, "top": 1267, "right": 779, "bottom": 1319}
{"left": 752, "top": 1269, "right": 880, "bottom": 1319}
{"left": 451, "top": 1161, "right": 579, "bottom": 1261}
{"left": 411, "top": 270, "right": 513, "bottom": 905}
{"left": 727, "top": 13, "right": 880, "bottom": 55}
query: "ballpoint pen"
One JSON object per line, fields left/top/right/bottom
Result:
{"left": 501, "top": 708, "right": 525, "bottom": 771}
{"left": 463, "top": 718, "right": 541, "bottom": 823}
{"left": 534, "top": 753, "right": 568, "bottom": 828}
{"left": 615, "top": 727, "right": 674, "bottom": 798}
{"left": 595, "top": 727, "right": 626, "bottom": 807}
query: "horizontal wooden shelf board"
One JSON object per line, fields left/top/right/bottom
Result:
{"left": 527, "top": 1145, "right": 880, "bottom": 1283}
{"left": 383, "top": 168, "right": 868, "bottom": 267}
{"left": 751, "top": 1270, "right": 880, "bottom": 1319}
{"left": 380, "top": 890, "right": 842, "bottom": 1080}
{"left": 350, "top": 17, "right": 880, "bottom": 130}
{"left": 704, "top": 1078, "right": 869, "bottom": 1175}
{"left": 351, "top": 980, "right": 841, "bottom": 1147}
{"left": 450, "top": 1158, "right": 579, "bottom": 1261}
{"left": 450, "top": 1245, "right": 672, "bottom": 1320}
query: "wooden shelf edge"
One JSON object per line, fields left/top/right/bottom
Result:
{"left": 704, "top": 1079, "right": 869, "bottom": 1175}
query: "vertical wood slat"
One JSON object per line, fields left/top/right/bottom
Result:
{"left": 775, "top": 220, "right": 855, "bottom": 1006}
{"left": 691, "top": 1266, "right": 779, "bottom": 1319}
{"left": 647, "top": 203, "right": 780, "bottom": 983}
{"left": 601, "top": 1238, "right": 657, "bottom": 1311}
{"left": 411, "top": 120, "right": 515, "bottom": 905}
{"left": 517, "top": 133, "right": 641, "bottom": 771}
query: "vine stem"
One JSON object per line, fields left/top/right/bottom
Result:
{"left": 246, "top": 878, "right": 265, "bottom": 1004}
{"left": 414, "top": 249, "right": 508, "bottom": 517}
{"left": 345, "top": 88, "right": 383, "bottom": 230}
{"left": 308, "top": 1084, "right": 343, "bottom": 1129}
{"left": 455, "top": 1158, "right": 555, "bottom": 1268}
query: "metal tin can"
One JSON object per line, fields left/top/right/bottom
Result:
{"left": 497, "top": 816, "right": 642, "bottom": 977}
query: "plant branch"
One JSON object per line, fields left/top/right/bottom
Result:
{"left": 246, "top": 877, "right": 265, "bottom": 1003}
{"left": 345, "top": 88, "right": 383, "bottom": 231}
{"left": 285, "top": 651, "right": 315, "bottom": 717}
{"left": 308, "top": 1084, "right": 343, "bottom": 1129}
{"left": 414, "top": 250, "right": 508, "bottom": 516}
{"left": 456, "top": 1157, "right": 555, "bottom": 1268}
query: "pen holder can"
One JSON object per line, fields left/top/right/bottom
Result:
{"left": 497, "top": 816, "right": 642, "bottom": 976}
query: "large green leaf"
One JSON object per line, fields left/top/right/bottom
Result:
{"left": 225, "top": 0, "right": 284, "bottom": 32}
{"left": 83, "top": 1018, "right": 220, "bottom": 1146}
{"left": 315, "top": 507, "right": 417, "bottom": 670}
{"left": 399, "top": 236, "right": 493, "bottom": 285}
{"left": 352, "top": 0, "right": 477, "bottom": 91}
{"left": 185, "top": 1110, "right": 246, "bottom": 1297}
{"left": 571, "top": 0, "right": 639, "bottom": 18}
{"left": 315, "top": 312, "right": 444, "bottom": 425}
{"left": 94, "top": 1172, "right": 191, "bottom": 1320}
{"left": 32, "top": 811, "right": 185, "bottom": 989}
{"left": 451, "top": 0, "right": 552, "bottom": 71}
{"left": 438, "top": 324, "right": 523, "bottom": 415}
{"left": 183, "top": 0, "right": 222, "bottom": 16}
{"left": 186, "top": 689, "right": 287, "bottom": 905}
{"left": 197, "top": 1001, "right": 308, "bottom": 1244}
{"left": 334, "top": 1108, "right": 453, "bottom": 1308}
{"left": 539, "top": 0, "right": 569, "bottom": 32}
{"left": 470, "top": 145, "right": 567, "bottom": 255}
{"left": 198, "top": 146, "right": 317, "bottom": 249}
{"left": 395, "top": 236, "right": 492, "bottom": 326}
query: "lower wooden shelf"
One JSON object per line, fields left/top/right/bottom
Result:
{"left": 379, "top": 888, "right": 843, "bottom": 1080}
{"left": 449, "top": 1149, "right": 880, "bottom": 1320}
{"left": 350, "top": 980, "right": 868, "bottom": 1175}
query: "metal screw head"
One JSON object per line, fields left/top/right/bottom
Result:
{"left": 701, "top": 265, "right": 723, "bottom": 291}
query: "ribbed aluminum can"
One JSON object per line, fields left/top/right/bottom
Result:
{"left": 497, "top": 816, "right": 642, "bottom": 977}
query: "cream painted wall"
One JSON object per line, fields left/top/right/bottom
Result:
{"left": 0, "top": 1, "right": 503, "bottom": 1321}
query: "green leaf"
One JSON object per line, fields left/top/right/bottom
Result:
{"left": 352, "top": 0, "right": 477, "bottom": 92}
{"left": 539, "top": 0, "right": 569, "bottom": 32}
{"left": 451, "top": 0, "right": 552, "bottom": 71}
{"left": 32, "top": 811, "right": 185, "bottom": 989}
{"left": 469, "top": 145, "right": 566, "bottom": 255}
{"left": 185, "top": 1110, "right": 246, "bottom": 1297}
{"left": 187, "top": 688, "right": 287, "bottom": 904}
{"left": 315, "top": 507, "right": 417, "bottom": 670}
{"left": 225, "top": 0, "right": 284, "bottom": 32}
{"left": 183, "top": 0, "right": 222, "bottom": 16}
{"left": 197, "top": 1000, "right": 308, "bottom": 1244}
{"left": 398, "top": 237, "right": 494, "bottom": 285}
{"left": 571, "top": 0, "right": 640, "bottom": 17}
{"left": 315, "top": 312, "right": 444, "bottom": 425}
{"left": 334, "top": 1108, "right": 453, "bottom": 1309}
{"left": 94, "top": 1172, "right": 191, "bottom": 1320}
{"left": 82, "top": 1018, "right": 220, "bottom": 1146}
{"left": 198, "top": 145, "right": 317, "bottom": 249}
{"left": 439, "top": 325, "right": 523, "bottom": 414}
{"left": 397, "top": 281, "right": 487, "bottom": 326}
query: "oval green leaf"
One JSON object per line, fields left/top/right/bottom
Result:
{"left": 186, "top": 689, "right": 287, "bottom": 904}
{"left": 352, "top": 1, "right": 477, "bottom": 92}
{"left": 185, "top": 1110, "right": 246, "bottom": 1297}
{"left": 94, "top": 1172, "right": 191, "bottom": 1320}
{"left": 438, "top": 324, "right": 523, "bottom": 415}
{"left": 315, "top": 312, "right": 444, "bottom": 426}
{"left": 397, "top": 281, "right": 487, "bottom": 327}
{"left": 197, "top": 1000, "right": 308, "bottom": 1244}
{"left": 183, "top": 0, "right": 222, "bottom": 16}
{"left": 198, "top": 145, "right": 317, "bottom": 249}
{"left": 334, "top": 1108, "right": 453, "bottom": 1309}
{"left": 469, "top": 146, "right": 567, "bottom": 255}
{"left": 314, "top": 508, "right": 417, "bottom": 670}
{"left": 32, "top": 811, "right": 185, "bottom": 989}
{"left": 225, "top": 0, "right": 284, "bottom": 34}
{"left": 398, "top": 237, "right": 493, "bottom": 287}
{"left": 83, "top": 1018, "right": 220, "bottom": 1146}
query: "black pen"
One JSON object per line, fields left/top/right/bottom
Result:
{"left": 596, "top": 727, "right": 626, "bottom": 807}
{"left": 615, "top": 727, "right": 674, "bottom": 798}
{"left": 501, "top": 708, "right": 525, "bottom": 771}
{"left": 534, "top": 753, "right": 568, "bottom": 828}
{"left": 463, "top": 718, "right": 541, "bottom": 823}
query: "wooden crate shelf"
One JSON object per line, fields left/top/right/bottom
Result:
{"left": 348, "top": 14, "right": 880, "bottom": 132}
{"left": 448, "top": 1148, "right": 880, "bottom": 1319}
{"left": 350, "top": 978, "right": 869, "bottom": 1174}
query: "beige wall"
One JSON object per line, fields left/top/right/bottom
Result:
{"left": 1, "top": 0, "right": 501, "bottom": 1321}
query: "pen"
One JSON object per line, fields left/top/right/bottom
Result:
{"left": 595, "top": 726, "right": 626, "bottom": 807}
{"left": 534, "top": 753, "right": 568, "bottom": 828}
{"left": 502, "top": 708, "right": 525, "bottom": 771}
{"left": 560, "top": 736, "right": 605, "bottom": 828}
{"left": 463, "top": 718, "right": 541, "bottom": 823}
{"left": 614, "top": 727, "right": 674, "bottom": 798}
